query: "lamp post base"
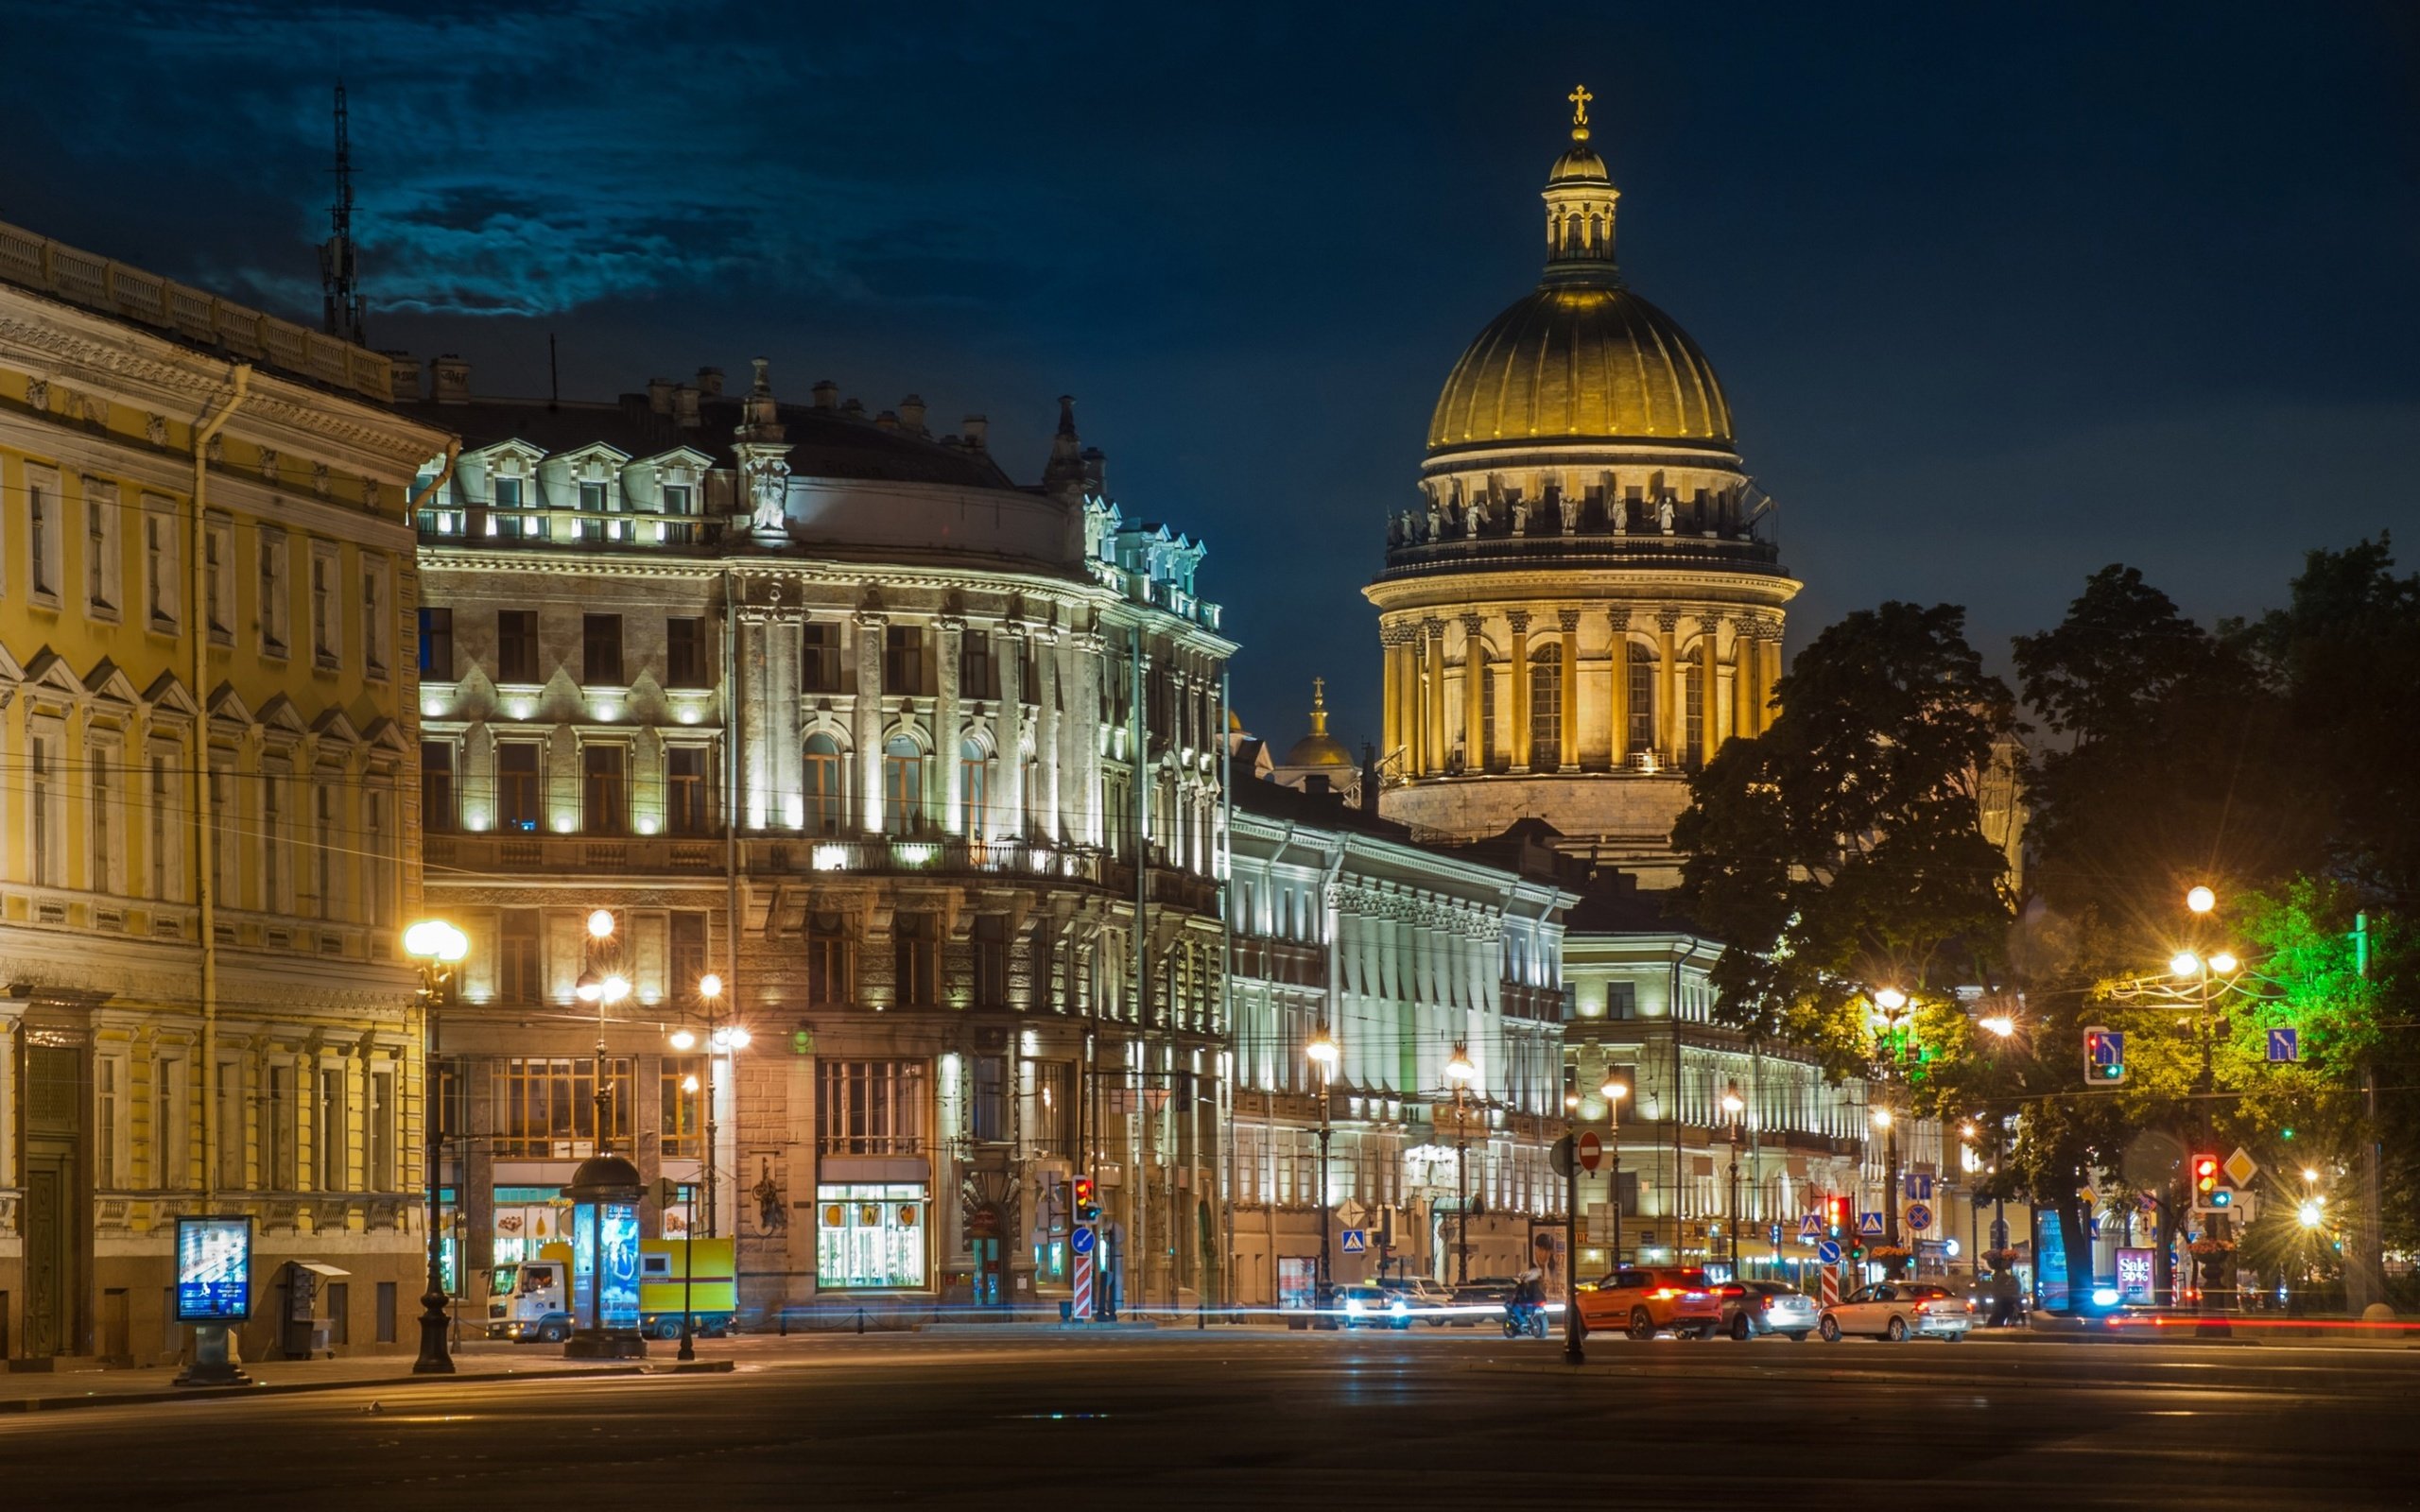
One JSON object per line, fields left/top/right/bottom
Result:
{"left": 412, "top": 1288, "right": 457, "bottom": 1374}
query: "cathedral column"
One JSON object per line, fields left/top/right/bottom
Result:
{"left": 995, "top": 624, "right": 1026, "bottom": 841}
{"left": 1654, "top": 608, "right": 1681, "bottom": 766}
{"left": 1698, "top": 615, "right": 1720, "bottom": 768}
{"left": 1461, "top": 613, "right": 1486, "bottom": 771}
{"left": 853, "top": 610, "right": 886, "bottom": 833}
{"left": 1727, "top": 617, "right": 1752, "bottom": 747}
{"left": 1557, "top": 609, "right": 1581, "bottom": 771}
{"left": 937, "top": 616, "right": 965, "bottom": 834}
{"left": 1421, "top": 618, "right": 1447, "bottom": 776}
{"left": 1507, "top": 610, "right": 1532, "bottom": 770}
{"left": 1608, "top": 608, "right": 1631, "bottom": 769}
{"left": 1382, "top": 627, "right": 1406, "bottom": 767}
{"left": 1760, "top": 624, "right": 1783, "bottom": 737}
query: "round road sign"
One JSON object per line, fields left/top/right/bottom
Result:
{"left": 1576, "top": 1131, "right": 1603, "bottom": 1174}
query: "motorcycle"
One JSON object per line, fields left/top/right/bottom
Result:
{"left": 1501, "top": 1300, "right": 1549, "bottom": 1339}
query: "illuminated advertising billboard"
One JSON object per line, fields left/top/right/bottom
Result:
{"left": 599, "top": 1200, "right": 641, "bottom": 1331}
{"left": 175, "top": 1215, "right": 254, "bottom": 1322}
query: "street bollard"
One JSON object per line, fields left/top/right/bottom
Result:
{"left": 856, "top": 1306, "right": 866, "bottom": 1335}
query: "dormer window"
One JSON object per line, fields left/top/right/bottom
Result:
{"left": 579, "top": 479, "right": 614, "bottom": 541}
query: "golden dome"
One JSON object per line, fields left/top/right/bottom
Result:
{"left": 1282, "top": 678, "right": 1355, "bottom": 768}
{"left": 1547, "top": 142, "right": 1609, "bottom": 184}
{"left": 1427, "top": 284, "right": 1732, "bottom": 452}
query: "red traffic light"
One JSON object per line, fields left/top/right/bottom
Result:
{"left": 1073, "top": 1175, "right": 1100, "bottom": 1224}
{"left": 2191, "top": 1156, "right": 2220, "bottom": 1194}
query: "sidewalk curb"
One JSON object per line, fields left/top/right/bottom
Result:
{"left": 0, "top": 1357, "right": 735, "bottom": 1416}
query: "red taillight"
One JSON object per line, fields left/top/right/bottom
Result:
{"left": 1652, "top": 1288, "right": 1676, "bottom": 1299}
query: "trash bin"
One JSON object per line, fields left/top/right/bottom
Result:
{"left": 280, "top": 1261, "right": 350, "bottom": 1359}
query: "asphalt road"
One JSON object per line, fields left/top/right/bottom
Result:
{"left": 8, "top": 1329, "right": 2416, "bottom": 1510}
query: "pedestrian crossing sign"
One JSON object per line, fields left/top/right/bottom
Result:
{"left": 1858, "top": 1211, "right": 1886, "bottom": 1240}
{"left": 1797, "top": 1213, "right": 1823, "bottom": 1243}
{"left": 1340, "top": 1228, "right": 1368, "bottom": 1254}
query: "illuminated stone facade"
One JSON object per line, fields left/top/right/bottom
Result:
{"left": 407, "top": 368, "right": 1232, "bottom": 1321}
{"left": 0, "top": 220, "right": 444, "bottom": 1364}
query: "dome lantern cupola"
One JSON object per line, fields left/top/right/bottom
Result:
{"left": 1543, "top": 84, "right": 1619, "bottom": 279}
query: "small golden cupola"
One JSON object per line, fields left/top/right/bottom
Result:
{"left": 1282, "top": 678, "right": 1355, "bottom": 769}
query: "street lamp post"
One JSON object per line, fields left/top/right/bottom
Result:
{"left": 1444, "top": 1042, "right": 1476, "bottom": 1286}
{"left": 1599, "top": 1072, "right": 1629, "bottom": 1268}
{"left": 402, "top": 919, "right": 469, "bottom": 1376}
{"left": 1307, "top": 1026, "right": 1339, "bottom": 1321}
{"left": 666, "top": 972, "right": 744, "bottom": 1361}
{"left": 1720, "top": 1083, "right": 1746, "bottom": 1274}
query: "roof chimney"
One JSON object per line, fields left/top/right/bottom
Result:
{"left": 874, "top": 410, "right": 899, "bottom": 430}
{"left": 840, "top": 397, "right": 865, "bottom": 420}
{"left": 647, "top": 377, "right": 674, "bottom": 415}
{"left": 431, "top": 354, "right": 471, "bottom": 404}
{"left": 812, "top": 379, "right": 839, "bottom": 410}
{"left": 695, "top": 366, "right": 725, "bottom": 397}
{"left": 673, "top": 384, "right": 700, "bottom": 428}
{"left": 382, "top": 351, "right": 422, "bottom": 401}
{"left": 961, "top": 414, "right": 988, "bottom": 451}
{"left": 897, "top": 395, "right": 927, "bottom": 436}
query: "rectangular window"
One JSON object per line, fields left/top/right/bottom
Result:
{"left": 155, "top": 1057, "right": 187, "bottom": 1189}
{"left": 310, "top": 545, "right": 339, "bottom": 666}
{"left": 144, "top": 504, "right": 180, "bottom": 628}
{"left": 29, "top": 474, "right": 60, "bottom": 599}
{"left": 85, "top": 483, "right": 118, "bottom": 613}
{"left": 312, "top": 782, "right": 337, "bottom": 919}
{"left": 802, "top": 623, "right": 839, "bottom": 693}
{"left": 582, "top": 613, "right": 623, "bottom": 685}
{"left": 893, "top": 913, "right": 938, "bottom": 1006}
{"left": 884, "top": 625, "right": 922, "bottom": 694}
{"left": 258, "top": 530, "right": 289, "bottom": 655}
{"left": 361, "top": 561, "right": 389, "bottom": 677}
{"left": 208, "top": 761, "right": 232, "bottom": 902}
{"left": 216, "top": 1059, "right": 244, "bottom": 1190}
{"left": 582, "top": 744, "right": 628, "bottom": 833}
{"left": 817, "top": 1060, "right": 926, "bottom": 1156}
{"left": 666, "top": 746, "right": 711, "bottom": 834}
{"left": 375, "top": 1282, "right": 398, "bottom": 1345}
{"left": 95, "top": 1057, "right": 122, "bottom": 1189}
{"left": 662, "top": 483, "right": 695, "bottom": 543}
{"left": 267, "top": 1063, "right": 293, "bottom": 1191}
{"left": 806, "top": 912, "right": 851, "bottom": 1005}
{"left": 369, "top": 1067, "right": 395, "bottom": 1192}
{"left": 971, "top": 915, "right": 1009, "bottom": 1007}
{"left": 496, "top": 744, "right": 542, "bottom": 832}
{"left": 30, "top": 732, "right": 60, "bottom": 887}
{"left": 150, "top": 753, "right": 174, "bottom": 900}
{"left": 492, "top": 1057, "right": 633, "bottom": 1157}
{"left": 499, "top": 909, "right": 542, "bottom": 1003}
{"left": 1032, "top": 1061, "right": 1076, "bottom": 1157}
{"left": 960, "top": 629, "right": 992, "bottom": 699}
{"left": 366, "top": 788, "right": 393, "bottom": 927}
{"left": 670, "top": 912, "right": 709, "bottom": 997}
{"left": 496, "top": 610, "right": 539, "bottom": 683}
{"left": 420, "top": 741, "right": 457, "bottom": 833}
{"left": 260, "top": 765, "right": 284, "bottom": 911}
{"left": 317, "top": 1066, "right": 346, "bottom": 1191}
{"left": 204, "top": 518, "right": 233, "bottom": 642}
{"left": 970, "top": 1055, "right": 1008, "bottom": 1143}
{"left": 579, "top": 479, "right": 610, "bottom": 541}
{"left": 418, "top": 607, "right": 454, "bottom": 678}
{"left": 665, "top": 617, "right": 707, "bottom": 688}
{"left": 661, "top": 1057, "right": 704, "bottom": 1159}
{"left": 89, "top": 749, "right": 113, "bottom": 895}
{"left": 1607, "top": 983, "right": 1637, "bottom": 1021}
{"left": 815, "top": 1182, "right": 929, "bottom": 1291}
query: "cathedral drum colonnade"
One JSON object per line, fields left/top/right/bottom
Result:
{"left": 1368, "top": 88, "right": 1800, "bottom": 883}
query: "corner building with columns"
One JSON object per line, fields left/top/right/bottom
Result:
{"left": 1368, "top": 110, "right": 1799, "bottom": 885}
{"left": 407, "top": 360, "right": 1231, "bottom": 1325}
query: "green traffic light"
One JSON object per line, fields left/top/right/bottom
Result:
{"left": 2281, "top": 1127, "right": 2296, "bottom": 1141}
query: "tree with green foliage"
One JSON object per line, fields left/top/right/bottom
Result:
{"left": 1675, "top": 602, "right": 2019, "bottom": 1075}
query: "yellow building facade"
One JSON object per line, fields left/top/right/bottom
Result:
{"left": 1368, "top": 104, "right": 1800, "bottom": 881}
{"left": 0, "top": 222, "right": 448, "bottom": 1365}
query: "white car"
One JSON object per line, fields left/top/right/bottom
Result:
{"left": 1818, "top": 1281, "right": 1973, "bottom": 1342}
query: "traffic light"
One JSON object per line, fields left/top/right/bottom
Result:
{"left": 1824, "top": 1195, "right": 1850, "bottom": 1238}
{"left": 2083, "top": 1025, "right": 2127, "bottom": 1084}
{"left": 1073, "top": 1175, "right": 1100, "bottom": 1225}
{"left": 2190, "top": 1154, "right": 2220, "bottom": 1211}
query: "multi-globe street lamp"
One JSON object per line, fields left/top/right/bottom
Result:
{"left": 402, "top": 918, "right": 469, "bottom": 1376}
{"left": 1599, "top": 1071, "right": 1629, "bottom": 1265}
{"left": 1720, "top": 1083, "right": 1746, "bottom": 1273}
{"left": 664, "top": 972, "right": 748, "bottom": 1361}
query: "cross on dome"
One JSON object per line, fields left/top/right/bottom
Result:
{"left": 1568, "top": 84, "right": 1593, "bottom": 141}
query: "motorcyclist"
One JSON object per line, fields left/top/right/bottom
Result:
{"left": 1506, "top": 1264, "right": 1547, "bottom": 1335}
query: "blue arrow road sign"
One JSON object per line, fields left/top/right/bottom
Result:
{"left": 1858, "top": 1211, "right": 1886, "bottom": 1240}
{"left": 1340, "top": 1228, "right": 1368, "bottom": 1254}
{"left": 2268, "top": 1027, "right": 2300, "bottom": 1063}
{"left": 1817, "top": 1239, "right": 1842, "bottom": 1265}
{"left": 1904, "top": 1173, "right": 1934, "bottom": 1203}
{"left": 1069, "top": 1225, "right": 1096, "bottom": 1256}
{"left": 1797, "top": 1213, "right": 1822, "bottom": 1243}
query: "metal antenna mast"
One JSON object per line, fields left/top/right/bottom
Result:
{"left": 320, "top": 81, "right": 365, "bottom": 345}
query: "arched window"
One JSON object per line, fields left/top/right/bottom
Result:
{"left": 804, "top": 733, "right": 844, "bottom": 833}
{"left": 1626, "top": 643, "right": 1658, "bottom": 760}
{"left": 959, "top": 737, "right": 987, "bottom": 835}
{"left": 1529, "top": 644, "right": 1562, "bottom": 772}
{"left": 883, "top": 736, "right": 924, "bottom": 834}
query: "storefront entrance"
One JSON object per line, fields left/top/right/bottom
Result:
{"left": 23, "top": 1044, "right": 86, "bottom": 1358}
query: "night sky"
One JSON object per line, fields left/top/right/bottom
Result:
{"left": 9, "top": 2, "right": 2416, "bottom": 751}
